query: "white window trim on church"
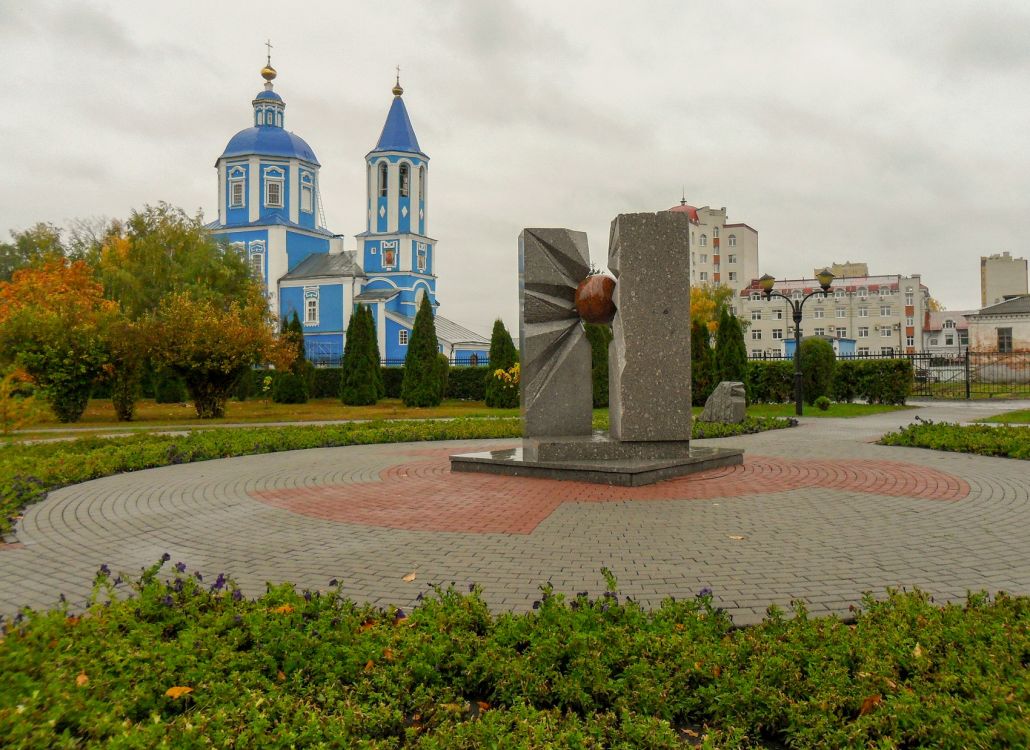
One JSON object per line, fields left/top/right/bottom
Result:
{"left": 248, "top": 241, "right": 265, "bottom": 282}
{"left": 303, "top": 286, "right": 319, "bottom": 326}
{"left": 398, "top": 329, "right": 408, "bottom": 346}
{"left": 228, "top": 166, "right": 247, "bottom": 209}
{"left": 381, "top": 240, "right": 398, "bottom": 269}
{"left": 300, "top": 171, "right": 314, "bottom": 214}
{"left": 264, "top": 167, "right": 285, "bottom": 209}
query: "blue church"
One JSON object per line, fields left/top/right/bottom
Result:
{"left": 209, "top": 58, "right": 489, "bottom": 365}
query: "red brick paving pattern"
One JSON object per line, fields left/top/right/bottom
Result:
{"left": 251, "top": 447, "right": 970, "bottom": 534}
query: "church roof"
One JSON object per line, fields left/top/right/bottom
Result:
{"left": 280, "top": 252, "right": 365, "bottom": 281}
{"left": 253, "top": 89, "right": 283, "bottom": 102}
{"left": 390, "top": 313, "right": 489, "bottom": 346}
{"left": 220, "top": 126, "right": 319, "bottom": 165}
{"left": 354, "top": 289, "right": 400, "bottom": 302}
{"left": 207, "top": 216, "right": 335, "bottom": 236}
{"left": 369, "top": 95, "right": 426, "bottom": 157}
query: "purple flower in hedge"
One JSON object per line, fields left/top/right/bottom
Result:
{"left": 211, "top": 573, "right": 226, "bottom": 592}
{"left": 173, "top": 578, "right": 184, "bottom": 592}
{"left": 58, "top": 593, "right": 66, "bottom": 604}
{"left": 303, "top": 590, "right": 312, "bottom": 602}
{"left": 194, "top": 572, "right": 203, "bottom": 582}
{"left": 532, "top": 600, "right": 541, "bottom": 610}
{"left": 113, "top": 576, "right": 123, "bottom": 586}
{"left": 468, "top": 583, "right": 475, "bottom": 592}
{"left": 232, "top": 589, "right": 243, "bottom": 602}
{"left": 161, "top": 595, "right": 174, "bottom": 607}
{"left": 161, "top": 553, "right": 171, "bottom": 563}
{"left": 394, "top": 608, "right": 406, "bottom": 621}
{"left": 175, "top": 562, "right": 186, "bottom": 574}
{"left": 329, "top": 579, "right": 338, "bottom": 587}
{"left": 233, "top": 614, "right": 242, "bottom": 624}
{"left": 696, "top": 587, "right": 714, "bottom": 599}
{"left": 415, "top": 592, "right": 424, "bottom": 602}
{"left": 98, "top": 564, "right": 111, "bottom": 577}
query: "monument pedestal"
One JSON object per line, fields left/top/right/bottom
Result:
{"left": 449, "top": 439, "right": 742, "bottom": 487}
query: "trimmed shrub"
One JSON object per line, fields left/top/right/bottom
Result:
{"left": 831, "top": 359, "right": 862, "bottom": 403}
{"left": 585, "top": 323, "right": 613, "bottom": 408}
{"left": 815, "top": 395, "right": 831, "bottom": 411}
{"left": 747, "top": 360, "right": 794, "bottom": 403}
{"left": 799, "top": 338, "right": 836, "bottom": 405}
{"left": 234, "top": 368, "right": 255, "bottom": 401}
{"left": 382, "top": 366, "right": 403, "bottom": 398}
{"left": 271, "top": 371, "right": 309, "bottom": 404}
{"left": 860, "top": 359, "right": 913, "bottom": 405}
{"left": 401, "top": 296, "right": 446, "bottom": 407}
{"left": 485, "top": 319, "right": 519, "bottom": 408}
{"left": 153, "top": 369, "right": 186, "bottom": 404}
{"left": 447, "top": 366, "right": 489, "bottom": 400}
{"left": 309, "top": 368, "right": 342, "bottom": 399}
{"left": 690, "top": 320, "right": 716, "bottom": 406}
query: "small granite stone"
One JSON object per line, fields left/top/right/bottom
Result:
{"left": 699, "top": 381, "right": 747, "bottom": 424}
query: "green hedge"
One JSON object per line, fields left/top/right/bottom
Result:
{"left": 270, "top": 366, "right": 489, "bottom": 402}
{"left": 748, "top": 359, "right": 913, "bottom": 405}
{"left": 2, "top": 568, "right": 1027, "bottom": 748}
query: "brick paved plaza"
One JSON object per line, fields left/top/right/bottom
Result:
{"left": 2, "top": 401, "right": 1028, "bottom": 625}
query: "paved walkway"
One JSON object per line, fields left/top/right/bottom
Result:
{"left": 2, "top": 401, "right": 1028, "bottom": 625}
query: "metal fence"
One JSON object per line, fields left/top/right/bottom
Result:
{"left": 748, "top": 350, "right": 1030, "bottom": 399}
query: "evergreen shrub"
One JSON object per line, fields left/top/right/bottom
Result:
{"left": 690, "top": 320, "right": 716, "bottom": 406}
{"left": 153, "top": 370, "right": 186, "bottom": 404}
{"left": 799, "top": 338, "right": 836, "bottom": 405}
{"left": 401, "top": 297, "right": 447, "bottom": 407}
{"left": 714, "top": 307, "right": 749, "bottom": 397}
{"left": 484, "top": 319, "right": 519, "bottom": 408}
{"left": 747, "top": 360, "right": 794, "bottom": 403}
{"left": 339, "top": 304, "right": 379, "bottom": 406}
{"left": 271, "top": 371, "right": 309, "bottom": 404}
{"left": 447, "top": 366, "right": 489, "bottom": 401}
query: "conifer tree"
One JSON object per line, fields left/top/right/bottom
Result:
{"left": 361, "top": 305, "right": 385, "bottom": 399}
{"left": 484, "top": 318, "right": 519, "bottom": 408}
{"left": 714, "top": 306, "right": 750, "bottom": 397}
{"left": 690, "top": 319, "right": 716, "bottom": 406}
{"left": 401, "top": 295, "right": 446, "bottom": 407}
{"left": 286, "top": 311, "right": 306, "bottom": 368}
{"left": 339, "top": 304, "right": 378, "bottom": 405}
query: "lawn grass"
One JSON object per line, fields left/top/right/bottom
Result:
{"left": 2, "top": 564, "right": 1027, "bottom": 748}
{"left": 979, "top": 408, "right": 1030, "bottom": 424}
{"left": 27, "top": 398, "right": 520, "bottom": 431}
{"left": 741, "top": 402, "right": 911, "bottom": 419}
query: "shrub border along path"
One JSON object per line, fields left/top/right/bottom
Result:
{"left": 2, "top": 401, "right": 1029, "bottom": 631}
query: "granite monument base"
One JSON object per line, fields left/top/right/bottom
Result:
{"left": 449, "top": 441, "right": 743, "bottom": 487}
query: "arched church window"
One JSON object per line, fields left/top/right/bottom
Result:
{"left": 300, "top": 172, "right": 314, "bottom": 214}
{"left": 378, "top": 163, "right": 388, "bottom": 197}
{"left": 399, "top": 163, "right": 410, "bottom": 197}
{"left": 418, "top": 166, "right": 425, "bottom": 199}
{"left": 256, "top": 110, "right": 264, "bottom": 126}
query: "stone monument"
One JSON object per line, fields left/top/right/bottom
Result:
{"left": 450, "top": 212, "right": 743, "bottom": 486}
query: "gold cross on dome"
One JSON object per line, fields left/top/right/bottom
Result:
{"left": 265, "top": 39, "right": 273, "bottom": 65}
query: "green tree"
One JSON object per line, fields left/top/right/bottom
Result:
{"left": 799, "top": 337, "right": 836, "bottom": 405}
{"left": 401, "top": 295, "right": 446, "bottom": 407}
{"left": 584, "top": 323, "right": 612, "bottom": 408}
{"left": 339, "top": 304, "right": 379, "bottom": 406}
{"left": 272, "top": 311, "right": 309, "bottom": 404}
{"left": 690, "top": 319, "right": 716, "bottom": 406}
{"left": 0, "top": 223, "right": 66, "bottom": 281}
{"left": 485, "top": 319, "right": 519, "bottom": 408}
{"left": 361, "top": 306, "right": 385, "bottom": 399}
{"left": 96, "top": 203, "right": 259, "bottom": 320}
{"left": 714, "top": 306, "right": 749, "bottom": 396}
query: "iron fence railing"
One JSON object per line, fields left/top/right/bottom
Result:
{"left": 747, "top": 350, "right": 1030, "bottom": 399}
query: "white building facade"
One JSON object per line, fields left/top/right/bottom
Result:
{"left": 668, "top": 201, "right": 759, "bottom": 297}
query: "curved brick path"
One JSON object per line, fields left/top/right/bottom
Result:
{"left": 2, "top": 400, "right": 1029, "bottom": 625}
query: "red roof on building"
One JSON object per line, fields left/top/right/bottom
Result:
{"left": 667, "top": 203, "right": 700, "bottom": 224}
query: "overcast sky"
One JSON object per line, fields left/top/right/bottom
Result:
{"left": 3, "top": 0, "right": 1030, "bottom": 332}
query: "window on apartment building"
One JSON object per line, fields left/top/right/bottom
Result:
{"left": 857, "top": 287, "right": 867, "bottom": 299}
{"left": 998, "top": 327, "right": 1013, "bottom": 353}
{"left": 814, "top": 309, "right": 824, "bottom": 318}
{"left": 729, "top": 235, "right": 737, "bottom": 247}
{"left": 751, "top": 329, "right": 762, "bottom": 340}
{"left": 858, "top": 326, "right": 869, "bottom": 337}
{"left": 881, "top": 328, "right": 892, "bottom": 338}
{"left": 905, "top": 291, "right": 914, "bottom": 305}
{"left": 751, "top": 310, "right": 762, "bottom": 321}
{"left": 906, "top": 316, "right": 914, "bottom": 326}
{"left": 699, "top": 271, "right": 708, "bottom": 281}
{"left": 700, "top": 254, "right": 708, "bottom": 264}
{"left": 929, "top": 337, "right": 938, "bottom": 345}
{"left": 792, "top": 290, "right": 803, "bottom": 301}
{"left": 750, "top": 292, "right": 762, "bottom": 301}
{"left": 700, "top": 235, "right": 707, "bottom": 246}
{"left": 751, "top": 349, "right": 762, "bottom": 357}
{"left": 836, "top": 308, "right": 846, "bottom": 318}
{"left": 858, "top": 346, "right": 870, "bottom": 355}
{"left": 879, "top": 287, "right": 891, "bottom": 297}
{"left": 728, "top": 272, "right": 737, "bottom": 281}
{"left": 772, "top": 329, "right": 783, "bottom": 339}
{"left": 943, "top": 320, "right": 955, "bottom": 328}
{"left": 880, "top": 305, "right": 892, "bottom": 316}
{"left": 814, "top": 327, "right": 825, "bottom": 336}
{"left": 728, "top": 254, "right": 737, "bottom": 263}
{"left": 834, "top": 289, "right": 845, "bottom": 299}
{"left": 959, "top": 330, "right": 969, "bottom": 346}
{"left": 837, "top": 327, "right": 847, "bottom": 337}
{"left": 906, "top": 336, "right": 915, "bottom": 348}
{"left": 713, "top": 227, "right": 719, "bottom": 238}
{"left": 858, "top": 307, "right": 868, "bottom": 317}
{"left": 881, "top": 347, "right": 894, "bottom": 355}
{"left": 714, "top": 263, "right": 720, "bottom": 272}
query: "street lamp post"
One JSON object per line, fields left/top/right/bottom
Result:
{"left": 758, "top": 269, "right": 835, "bottom": 416}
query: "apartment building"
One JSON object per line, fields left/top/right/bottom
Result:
{"left": 668, "top": 200, "right": 759, "bottom": 298}
{"left": 922, "top": 310, "right": 974, "bottom": 358}
{"left": 736, "top": 267, "right": 930, "bottom": 358}
{"left": 981, "top": 252, "right": 1028, "bottom": 307}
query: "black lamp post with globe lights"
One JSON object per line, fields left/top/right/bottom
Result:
{"left": 758, "top": 269, "right": 836, "bottom": 416}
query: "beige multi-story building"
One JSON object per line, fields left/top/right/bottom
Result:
{"left": 736, "top": 268, "right": 930, "bottom": 357}
{"left": 669, "top": 200, "right": 759, "bottom": 297}
{"left": 981, "top": 251, "right": 1028, "bottom": 307}
{"left": 922, "top": 310, "right": 974, "bottom": 358}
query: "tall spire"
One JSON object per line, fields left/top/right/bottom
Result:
{"left": 392, "top": 64, "right": 403, "bottom": 97}
{"left": 680, "top": 186, "right": 686, "bottom": 206}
